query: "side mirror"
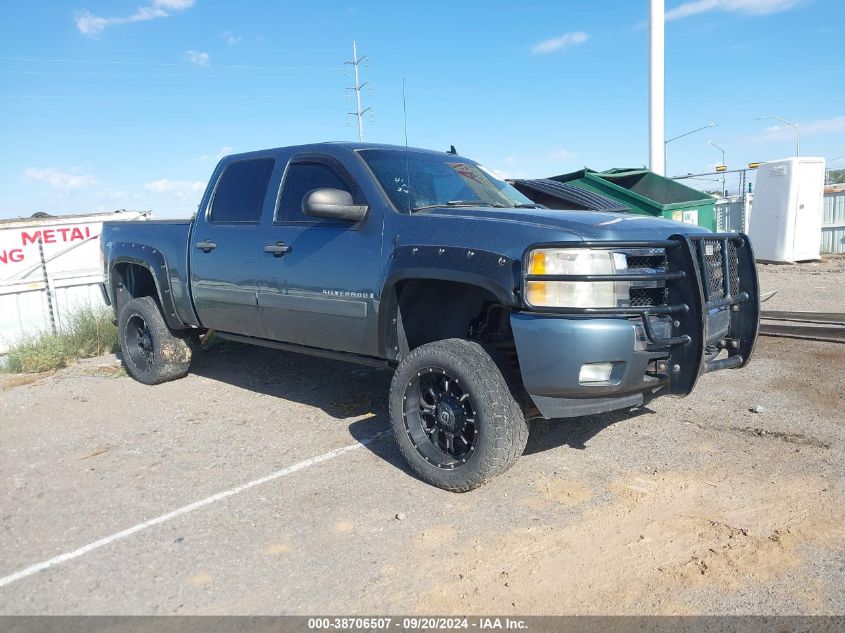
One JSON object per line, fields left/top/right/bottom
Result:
{"left": 302, "top": 188, "right": 368, "bottom": 222}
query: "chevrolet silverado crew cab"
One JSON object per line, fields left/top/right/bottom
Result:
{"left": 101, "top": 143, "right": 759, "bottom": 491}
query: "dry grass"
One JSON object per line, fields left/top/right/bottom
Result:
{"left": 2, "top": 307, "right": 118, "bottom": 374}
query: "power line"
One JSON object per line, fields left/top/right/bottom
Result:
{"left": 0, "top": 56, "right": 344, "bottom": 71}
{"left": 1, "top": 69, "right": 340, "bottom": 79}
{"left": 1, "top": 94, "right": 302, "bottom": 100}
{"left": 344, "top": 41, "right": 371, "bottom": 142}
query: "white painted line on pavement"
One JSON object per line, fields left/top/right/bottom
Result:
{"left": 0, "top": 430, "right": 389, "bottom": 589}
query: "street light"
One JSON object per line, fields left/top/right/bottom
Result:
{"left": 664, "top": 123, "right": 718, "bottom": 174}
{"left": 707, "top": 140, "right": 726, "bottom": 196}
{"left": 757, "top": 114, "right": 800, "bottom": 157}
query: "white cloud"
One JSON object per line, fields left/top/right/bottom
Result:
{"left": 548, "top": 149, "right": 576, "bottom": 161}
{"left": 757, "top": 116, "right": 845, "bottom": 141}
{"left": 145, "top": 179, "right": 206, "bottom": 198}
{"left": 154, "top": 0, "right": 195, "bottom": 9}
{"left": 185, "top": 50, "right": 210, "bottom": 66}
{"left": 75, "top": 0, "right": 195, "bottom": 36}
{"left": 23, "top": 168, "right": 97, "bottom": 191}
{"left": 666, "top": 0, "right": 803, "bottom": 21}
{"left": 196, "top": 145, "right": 232, "bottom": 163}
{"left": 531, "top": 31, "right": 589, "bottom": 55}
{"left": 93, "top": 188, "right": 129, "bottom": 201}
{"left": 222, "top": 31, "right": 243, "bottom": 46}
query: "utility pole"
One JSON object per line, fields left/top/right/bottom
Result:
{"left": 346, "top": 41, "right": 371, "bottom": 142}
{"left": 649, "top": 0, "right": 665, "bottom": 175}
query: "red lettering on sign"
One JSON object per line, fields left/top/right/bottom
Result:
{"left": 0, "top": 249, "right": 25, "bottom": 264}
{"left": 21, "top": 230, "right": 41, "bottom": 245}
{"left": 19, "top": 225, "right": 96, "bottom": 247}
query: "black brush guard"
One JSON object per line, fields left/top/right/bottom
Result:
{"left": 522, "top": 233, "right": 760, "bottom": 396}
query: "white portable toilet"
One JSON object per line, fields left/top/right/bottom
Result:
{"left": 747, "top": 157, "right": 825, "bottom": 262}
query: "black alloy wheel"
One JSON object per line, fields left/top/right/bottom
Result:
{"left": 403, "top": 367, "right": 478, "bottom": 469}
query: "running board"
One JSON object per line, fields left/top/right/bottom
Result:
{"left": 215, "top": 332, "right": 394, "bottom": 369}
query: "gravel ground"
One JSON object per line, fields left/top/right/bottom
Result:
{"left": 757, "top": 254, "right": 845, "bottom": 312}
{"left": 0, "top": 261, "right": 842, "bottom": 615}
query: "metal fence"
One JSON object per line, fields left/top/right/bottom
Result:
{"left": 713, "top": 194, "right": 751, "bottom": 233}
{"left": 822, "top": 190, "right": 845, "bottom": 254}
{"left": 674, "top": 170, "right": 755, "bottom": 234}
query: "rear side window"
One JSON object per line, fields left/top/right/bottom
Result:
{"left": 277, "top": 161, "right": 353, "bottom": 223}
{"left": 210, "top": 158, "right": 275, "bottom": 223}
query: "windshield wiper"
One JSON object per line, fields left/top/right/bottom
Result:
{"left": 412, "top": 200, "right": 504, "bottom": 212}
{"left": 514, "top": 203, "right": 546, "bottom": 209}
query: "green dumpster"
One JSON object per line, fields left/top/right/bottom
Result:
{"left": 549, "top": 168, "right": 717, "bottom": 231}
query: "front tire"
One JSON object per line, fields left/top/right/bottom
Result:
{"left": 118, "top": 296, "right": 192, "bottom": 385}
{"left": 389, "top": 339, "right": 528, "bottom": 492}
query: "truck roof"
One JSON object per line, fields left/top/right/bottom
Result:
{"left": 223, "top": 142, "right": 465, "bottom": 162}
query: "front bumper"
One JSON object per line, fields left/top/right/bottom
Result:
{"left": 512, "top": 233, "right": 759, "bottom": 419}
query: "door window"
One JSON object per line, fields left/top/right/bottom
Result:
{"left": 210, "top": 158, "right": 275, "bottom": 223}
{"left": 276, "top": 161, "right": 355, "bottom": 223}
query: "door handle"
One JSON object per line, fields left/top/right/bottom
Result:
{"left": 264, "top": 242, "right": 292, "bottom": 257}
{"left": 195, "top": 240, "right": 217, "bottom": 253}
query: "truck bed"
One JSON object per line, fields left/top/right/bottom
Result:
{"left": 101, "top": 218, "right": 197, "bottom": 328}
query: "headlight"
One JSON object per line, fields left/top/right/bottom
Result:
{"left": 525, "top": 248, "right": 628, "bottom": 308}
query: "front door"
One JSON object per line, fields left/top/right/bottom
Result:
{"left": 257, "top": 155, "right": 382, "bottom": 356}
{"left": 191, "top": 157, "right": 277, "bottom": 337}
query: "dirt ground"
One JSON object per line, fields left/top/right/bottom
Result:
{"left": 0, "top": 260, "right": 843, "bottom": 615}
{"left": 757, "top": 254, "right": 845, "bottom": 312}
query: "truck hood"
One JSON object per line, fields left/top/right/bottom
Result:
{"left": 415, "top": 206, "right": 711, "bottom": 241}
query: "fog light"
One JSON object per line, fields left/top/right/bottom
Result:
{"left": 579, "top": 362, "right": 614, "bottom": 383}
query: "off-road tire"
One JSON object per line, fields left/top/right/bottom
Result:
{"left": 389, "top": 338, "right": 529, "bottom": 492}
{"left": 118, "top": 296, "right": 192, "bottom": 385}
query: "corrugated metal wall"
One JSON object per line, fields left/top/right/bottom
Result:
{"left": 0, "top": 211, "right": 148, "bottom": 353}
{"left": 714, "top": 194, "right": 751, "bottom": 233}
{"left": 822, "top": 191, "right": 845, "bottom": 254}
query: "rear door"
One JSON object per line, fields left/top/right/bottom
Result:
{"left": 792, "top": 160, "right": 824, "bottom": 259}
{"left": 191, "top": 156, "right": 277, "bottom": 336}
{"left": 257, "top": 153, "right": 382, "bottom": 356}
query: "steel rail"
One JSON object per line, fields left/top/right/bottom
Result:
{"left": 761, "top": 310, "right": 845, "bottom": 325}
{"left": 759, "top": 322, "right": 845, "bottom": 344}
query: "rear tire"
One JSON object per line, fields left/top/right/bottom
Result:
{"left": 118, "top": 296, "right": 192, "bottom": 385}
{"left": 389, "top": 338, "right": 528, "bottom": 492}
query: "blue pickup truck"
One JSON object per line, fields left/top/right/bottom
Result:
{"left": 101, "top": 142, "right": 759, "bottom": 491}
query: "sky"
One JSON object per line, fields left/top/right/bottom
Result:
{"left": 0, "top": 0, "right": 843, "bottom": 218}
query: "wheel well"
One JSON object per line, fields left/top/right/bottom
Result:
{"left": 112, "top": 262, "right": 159, "bottom": 318}
{"left": 394, "top": 279, "right": 515, "bottom": 353}
{"left": 391, "top": 278, "right": 533, "bottom": 417}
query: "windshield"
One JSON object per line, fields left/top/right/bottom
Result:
{"left": 359, "top": 149, "right": 535, "bottom": 212}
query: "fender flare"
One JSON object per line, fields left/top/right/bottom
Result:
{"left": 107, "top": 242, "right": 187, "bottom": 331}
{"left": 377, "top": 245, "right": 520, "bottom": 359}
